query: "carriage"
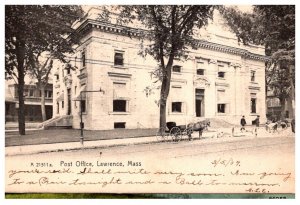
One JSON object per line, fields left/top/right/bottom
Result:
{"left": 156, "top": 120, "right": 210, "bottom": 142}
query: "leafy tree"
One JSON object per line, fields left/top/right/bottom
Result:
{"left": 101, "top": 5, "right": 216, "bottom": 130}
{"left": 27, "top": 53, "right": 53, "bottom": 122}
{"left": 220, "top": 5, "right": 295, "bottom": 119}
{"left": 5, "top": 5, "right": 83, "bottom": 134}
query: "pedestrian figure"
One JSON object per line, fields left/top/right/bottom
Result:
{"left": 254, "top": 115, "right": 260, "bottom": 127}
{"left": 254, "top": 115, "right": 260, "bottom": 137}
{"left": 240, "top": 116, "right": 246, "bottom": 132}
{"left": 291, "top": 118, "right": 295, "bottom": 133}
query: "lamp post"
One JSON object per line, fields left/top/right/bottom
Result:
{"left": 80, "top": 88, "right": 105, "bottom": 146}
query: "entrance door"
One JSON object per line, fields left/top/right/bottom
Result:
{"left": 195, "top": 89, "right": 205, "bottom": 117}
{"left": 67, "top": 88, "right": 71, "bottom": 115}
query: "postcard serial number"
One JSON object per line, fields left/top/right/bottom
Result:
{"left": 30, "top": 162, "right": 53, "bottom": 168}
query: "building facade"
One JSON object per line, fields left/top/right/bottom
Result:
{"left": 266, "top": 90, "right": 294, "bottom": 121}
{"left": 53, "top": 8, "right": 267, "bottom": 130}
{"left": 5, "top": 79, "right": 53, "bottom": 122}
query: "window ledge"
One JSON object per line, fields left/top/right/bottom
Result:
{"left": 170, "top": 112, "right": 184, "bottom": 115}
{"left": 250, "top": 113, "right": 258, "bottom": 116}
{"left": 250, "top": 81, "right": 258, "bottom": 84}
{"left": 217, "top": 77, "right": 226, "bottom": 80}
{"left": 172, "top": 72, "right": 182, "bottom": 75}
{"left": 112, "top": 65, "right": 127, "bottom": 69}
{"left": 217, "top": 113, "right": 227, "bottom": 115}
{"left": 109, "top": 112, "right": 130, "bottom": 115}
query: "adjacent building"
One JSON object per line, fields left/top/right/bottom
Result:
{"left": 266, "top": 89, "right": 294, "bottom": 121}
{"left": 5, "top": 77, "right": 53, "bottom": 122}
{"left": 53, "top": 8, "right": 267, "bottom": 130}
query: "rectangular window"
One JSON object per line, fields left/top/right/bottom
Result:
{"left": 62, "top": 101, "right": 64, "bottom": 109}
{"left": 5, "top": 103, "right": 9, "bottom": 113}
{"left": 23, "top": 89, "right": 28, "bottom": 97}
{"left": 218, "top": 71, "right": 225, "bottom": 78}
{"left": 251, "top": 71, "right": 256, "bottom": 82}
{"left": 197, "top": 69, "right": 204, "bottom": 75}
{"left": 172, "top": 102, "right": 182, "bottom": 113}
{"left": 285, "top": 111, "right": 289, "bottom": 118}
{"left": 66, "top": 67, "right": 71, "bottom": 75}
{"left": 114, "top": 122, "right": 126, "bottom": 129}
{"left": 45, "top": 91, "right": 52, "bottom": 98}
{"left": 81, "top": 100, "right": 86, "bottom": 113}
{"left": 56, "top": 74, "right": 59, "bottom": 80}
{"left": 172, "top": 65, "right": 181, "bottom": 73}
{"left": 82, "top": 51, "right": 86, "bottom": 67}
{"left": 113, "top": 100, "right": 126, "bottom": 112}
{"left": 114, "top": 52, "right": 124, "bottom": 66}
{"left": 29, "top": 89, "right": 34, "bottom": 97}
{"left": 251, "top": 98, "right": 256, "bottom": 113}
{"left": 217, "top": 104, "right": 226, "bottom": 113}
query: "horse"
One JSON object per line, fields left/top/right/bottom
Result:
{"left": 265, "top": 122, "right": 278, "bottom": 133}
{"left": 278, "top": 121, "right": 288, "bottom": 129}
{"left": 187, "top": 119, "right": 210, "bottom": 140}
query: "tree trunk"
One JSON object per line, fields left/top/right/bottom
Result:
{"left": 16, "top": 38, "right": 26, "bottom": 135}
{"left": 279, "top": 97, "right": 286, "bottom": 120}
{"left": 159, "top": 64, "right": 173, "bottom": 130}
{"left": 159, "top": 98, "right": 167, "bottom": 130}
{"left": 40, "top": 86, "right": 47, "bottom": 121}
{"left": 289, "top": 65, "right": 295, "bottom": 119}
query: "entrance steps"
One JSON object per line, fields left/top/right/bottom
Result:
{"left": 38, "top": 115, "right": 73, "bottom": 130}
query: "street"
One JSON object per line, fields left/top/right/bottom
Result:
{"left": 6, "top": 133, "right": 294, "bottom": 160}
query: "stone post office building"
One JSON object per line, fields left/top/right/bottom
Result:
{"left": 52, "top": 8, "right": 267, "bottom": 130}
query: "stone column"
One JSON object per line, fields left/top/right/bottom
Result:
{"left": 230, "top": 63, "right": 242, "bottom": 121}
{"left": 207, "top": 59, "right": 217, "bottom": 118}
{"left": 240, "top": 63, "right": 248, "bottom": 120}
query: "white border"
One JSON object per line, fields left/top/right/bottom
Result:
{"left": 1, "top": 1, "right": 298, "bottom": 205}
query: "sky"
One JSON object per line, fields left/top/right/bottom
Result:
{"left": 81, "top": 5, "right": 254, "bottom": 14}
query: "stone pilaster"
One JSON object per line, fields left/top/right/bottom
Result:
{"left": 230, "top": 63, "right": 242, "bottom": 120}
{"left": 206, "top": 59, "right": 217, "bottom": 117}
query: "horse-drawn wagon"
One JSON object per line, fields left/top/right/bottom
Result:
{"left": 156, "top": 119, "right": 210, "bottom": 142}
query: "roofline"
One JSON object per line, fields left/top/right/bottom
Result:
{"left": 75, "top": 19, "right": 267, "bottom": 61}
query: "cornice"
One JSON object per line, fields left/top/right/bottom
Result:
{"left": 76, "top": 19, "right": 142, "bottom": 38}
{"left": 75, "top": 19, "right": 267, "bottom": 62}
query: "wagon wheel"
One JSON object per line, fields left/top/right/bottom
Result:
{"left": 156, "top": 127, "right": 168, "bottom": 142}
{"left": 184, "top": 128, "right": 193, "bottom": 141}
{"left": 170, "top": 127, "right": 182, "bottom": 142}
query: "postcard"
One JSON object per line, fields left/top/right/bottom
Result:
{"left": 4, "top": 4, "right": 295, "bottom": 198}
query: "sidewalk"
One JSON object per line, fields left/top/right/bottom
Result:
{"left": 5, "top": 128, "right": 157, "bottom": 156}
{"left": 5, "top": 128, "right": 157, "bottom": 146}
{"left": 5, "top": 135, "right": 158, "bottom": 156}
{"left": 5, "top": 127, "right": 294, "bottom": 156}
